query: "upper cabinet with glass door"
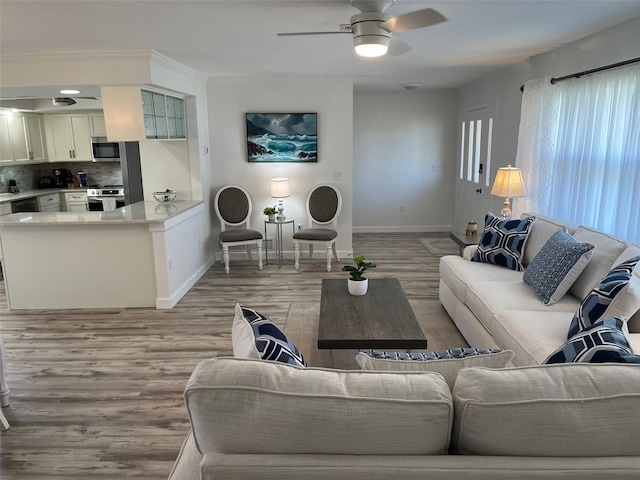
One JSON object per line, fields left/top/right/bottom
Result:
{"left": 141, "top": 90, "right": 185, "bottom": 140}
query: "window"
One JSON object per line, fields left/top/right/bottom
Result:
{"left": 518, "top": 65, "right": 640, "bottom": 243}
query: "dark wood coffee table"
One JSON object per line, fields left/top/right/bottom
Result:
{"left": 318, "top": 278, "right": 427, "bottom": 352}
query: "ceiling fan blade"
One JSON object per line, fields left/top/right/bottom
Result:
{"left": 379, "top": 8, "right": 447, "bottom": 33}
{"left": 387, "top": 37, "right": 411, "bottom": 56}
{"left": 277, "top": 31, "right": 350, "bottom": 36}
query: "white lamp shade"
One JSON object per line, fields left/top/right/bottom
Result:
{"left": 270, "top": 177, "right": 291, "bottom": 198}
{"left": 491, "top": 165, "right": 525, "bottom": 198}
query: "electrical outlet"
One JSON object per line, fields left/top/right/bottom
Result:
{"left": 298, "top": 224, "right": 302, "bottom": 231}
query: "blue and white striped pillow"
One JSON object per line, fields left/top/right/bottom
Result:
{"left": 232, "top": 304, "right": 307, "bottom": 367}
{"left": 567, "top": 255, "right": 640, "bottom": 338}
{"left": 546, "top": 317, "right": 640, "bottom": 364}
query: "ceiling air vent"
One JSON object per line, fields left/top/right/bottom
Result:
{"left": 51, "top": 97, "right": 77, "bottom": 106}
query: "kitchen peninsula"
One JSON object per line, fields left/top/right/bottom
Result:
{"left": 0, "top": 200, "right": 212, "bottom": 310}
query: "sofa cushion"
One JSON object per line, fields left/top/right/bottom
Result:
{"left": 232, "top": 304, "right": 307, "bottom": 367}
{"left": 439, "top": 254, "right": 523, "bottom": 303}
{"left": 521, "top": 213, "right": 574, "bottom": 267}
{"left": 615, "top": 245, "right": 640, "bottom": 333}
{"left": 491, "top": 310, "right": 575, "bottom": 366}
{"left": 523, "top": 230, "right": 594, "bottom": 305}
{"left": 466, "top": 281, "right": 578, "bottom": 333}
{"left": 355, "top": 348, "right": 514, "bottom": 388}
{"left": 451, "top": 364, "right": 640, "bottom": 456}
{"left": 185, "top": 357, "right": 453, "bottom": 456}
{"left": 567, "top": 255, "right": 640, "bottom": 338}
{"left": 545, "top": 316, "right": 640, "bottom": 364}
{"left": 569, "top": 226, "right": 627, "bottom": 300}
{"left": 472, "top": 213, "right": 534, "bottom": 271}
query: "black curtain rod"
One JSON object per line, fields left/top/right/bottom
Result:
{"left": 519, "top": 56, "right": 640, "bottom": 92}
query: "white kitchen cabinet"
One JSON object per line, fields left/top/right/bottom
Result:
{"left": 7, "top": 114, "right": 47, "bottom": 163}
{"left": 62, "top": 191, "right": 87, "bottom": 212}
{"left": 0, "top": 203, "right": 11, "bottom": 216}
{"left": 0, "top": 116, "right": 13, "bottom": 164}
{"left": 38, "top": 193, "right": 61, "bottom": 212}
{"left": 45, "top": 114, "right": 92, "bottom": 162}
{"left": 89, "top": 113, "right": 106, "bottom": 137}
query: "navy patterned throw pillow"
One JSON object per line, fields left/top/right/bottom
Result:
{"left": 545, "top": 317, "right": 640, "bottom": 364}
{"left": 232, "top": 304, "right": 307, "bottom": 367}
{"left": 523, "top": 230, "right": 595, "bottom": 305}
{"left": 472, "top": 213, "right": 535, "bottom": 271}
{"left": 567, "top": 255, "right": 640, "bottom": 338}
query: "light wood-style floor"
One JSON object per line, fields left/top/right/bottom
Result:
{"left": 0, "top": 233, "right": 465, "bottom": 480}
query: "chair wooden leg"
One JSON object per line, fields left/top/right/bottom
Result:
{"left": 325, "top": 243, "right": 332, "bottom": 272}
{"left": 308, "top": 245, "right": 314, "bottom": 260}
{"left": 246, "top": 245, "right": 253, "bottom": 261}
{"left": 0, "top": 408, "right": 8, "bottom": 431}
{"left": 294, "top": 241, "right": 300, "bottom": 270}
{"left": 223, "top": 245, "right": 230, "bottom": 274}
{"left": 332, "top": 242, "right": 340, "bottom": 261}
{"left": 257, "top": 241, "right": 263, "bottom": 271}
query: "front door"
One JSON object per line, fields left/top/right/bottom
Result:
{"left": 455, "top": 105, "right": 494, "bottom": 233}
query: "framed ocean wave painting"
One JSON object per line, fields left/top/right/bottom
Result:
{"left": 246, "top": 113, "right": 318, "bottom": 163}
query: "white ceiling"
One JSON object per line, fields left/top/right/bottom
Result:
{"left": 1, "top": 0, "right": 640, "bottom": 96}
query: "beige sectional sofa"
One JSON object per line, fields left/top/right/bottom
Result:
{"left": 167, "top": 213, "right": 640, "bottom": 479}
{"left": 439, "top": 213, "right": 640, "bottom": 365}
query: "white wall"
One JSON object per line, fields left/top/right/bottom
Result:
{"left": 207, "top": 76, "right": 354, "bottom": 258}
{"left": 457, "top": 17, "right": 640, "bottom": 222}
{"left": 139, "top": 140, "right": 192, "bottom": 201}
{"left": 353, "top": 90, "right": 458, "bottom": 232}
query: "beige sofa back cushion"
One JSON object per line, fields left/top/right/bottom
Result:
{"left": 185, "top": 358, "right": 453, "bottom": 456}
{"left": 569, "top": 226, "right": 628, "bottom": 300}
{"left": 616, "top": 244, "right": 640, "bottom": 333}
{"left": 452, "top": 364, "right": 640, "bottom": 456}
{"left": 521, "top": 214, "right": 573, "bottom": 267}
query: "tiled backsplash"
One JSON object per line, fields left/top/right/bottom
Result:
{"left": 0, "top": 162, "right": 123, "bottom": 193}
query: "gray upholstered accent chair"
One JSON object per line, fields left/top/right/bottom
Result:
{"left": 293, "top": 184, "right": 342, "bottom": 272}
{"left": 214, "top": 185, "right": 263, "bottom": 274}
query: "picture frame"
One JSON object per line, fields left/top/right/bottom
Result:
{"left": 246, "top": 113, "right": 317, "bottom": 163}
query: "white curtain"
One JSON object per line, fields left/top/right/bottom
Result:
{"left": 516, "top": 65, "right": 640, "bottom": 244}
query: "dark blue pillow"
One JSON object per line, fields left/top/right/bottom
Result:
{"left": 545, "top": 317, "right": 640, "bottom": 364}
{"left": 472, "top": 213, "right": 535, "bottom": 271}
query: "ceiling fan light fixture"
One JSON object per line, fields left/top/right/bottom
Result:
{"left": 354, "top": 36, "right": 390, "bottom": 57}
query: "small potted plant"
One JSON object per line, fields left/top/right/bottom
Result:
{"left": 466, "top": 220, "right": 478, "bottom": 236}
{"left": 263, "top": 206, "right": 277, "bottom": 222}
{"left": 342, "top": 255, "right": 377, "bottom": 296}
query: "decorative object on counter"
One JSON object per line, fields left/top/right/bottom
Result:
{"left": 78, "top": 172, "right": 88, "bottom": 187}
{"left": 153, "top": 189, "right": 176, "bottom": 202}
{"left": 263, "top": 206, "right": 277, "bottom": 222}
{"left": 270, "top": 176, "right": 290, "bottom": 220}
{"left": 490, "top": 164, "right": 526, "bottom": 220}
{"left": 8, "top": 179, "right": 18, "bottom": 193}
{"left": 466, "top": 220, "right": 478, "bottom": 236}
{"left": 343, "top": 255, "right": 377, "bottom": 296}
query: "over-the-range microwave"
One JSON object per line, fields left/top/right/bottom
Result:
{"left": 90, "top": 136, "right": 122, "bottom": 162}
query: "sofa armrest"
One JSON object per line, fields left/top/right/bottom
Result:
{"left": 463, "top": 245, "right": 478, "bottom": 260}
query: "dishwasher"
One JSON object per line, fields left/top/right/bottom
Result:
{"left": 11, "top": 196, "right": 39, "bottom": 213}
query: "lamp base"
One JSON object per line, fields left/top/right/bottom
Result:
{"left": 500, "top": 198, "right": 512, "bottom": 220}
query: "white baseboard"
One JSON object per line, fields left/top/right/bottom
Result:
{"left": 352, "top": 225, "right": 452, "bottom": 233}
{"left": 156, "top": 255, "right": 216, "bottom": 309}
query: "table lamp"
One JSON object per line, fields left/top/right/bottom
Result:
{"left": 270, "top": 176, "right": 291, "bottom": 221}
{"left": 490, "top": 164, "right": 525, "bottom": 220}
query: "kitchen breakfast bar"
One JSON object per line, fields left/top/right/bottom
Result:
{"left": 0, "top": 201, "right": 211, "bottom": 310}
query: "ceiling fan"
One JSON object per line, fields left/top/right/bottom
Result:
{"left": 277, "top": 0, "right": 447, "bottom": 57}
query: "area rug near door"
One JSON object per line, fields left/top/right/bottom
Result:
{"left": 419, "top": 237, "right": 459, "bottom": 256}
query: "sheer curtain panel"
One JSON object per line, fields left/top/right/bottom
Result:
{"left": 517, "top": 65, "right": 640, "bottom": 244}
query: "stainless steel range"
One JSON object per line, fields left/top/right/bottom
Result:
{"left": 87, "top": 185, "right": 126, "bottom": 211}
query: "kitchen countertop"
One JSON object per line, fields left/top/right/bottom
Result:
{"left": 0, "top": 188, "right": 89, "bottom": 204}
{"left": 0, "top": 200, "right": 203, "bottom": 226}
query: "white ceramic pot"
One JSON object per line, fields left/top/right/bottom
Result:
{"left": 348, "top": 278, "right": 368, "bottom": 296}
{"left": 268, "top": 214, "right": 276, "bottom": 222}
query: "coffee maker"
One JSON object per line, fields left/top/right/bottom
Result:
{"left": 52, "top": 169, "right": 73, "bottom": 188}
